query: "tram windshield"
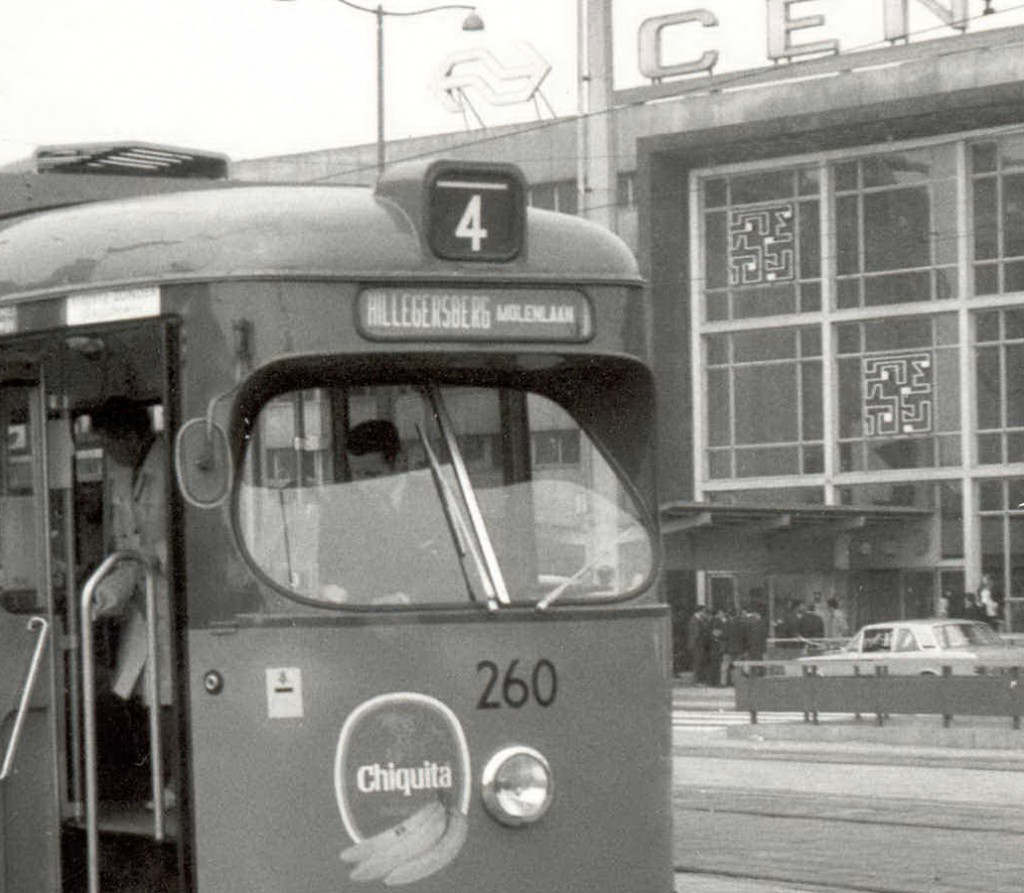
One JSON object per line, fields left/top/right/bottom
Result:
{"left": 236, "top": 384, "right": 654, "bottom": 608}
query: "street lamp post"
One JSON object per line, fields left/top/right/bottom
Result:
{"left": 335, "top": 0, "right": 484, "bottom": 173}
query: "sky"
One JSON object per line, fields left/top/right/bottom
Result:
{"left": 1, "top": 0, "right": 1023, "bottom": 168}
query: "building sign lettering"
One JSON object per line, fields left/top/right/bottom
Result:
{"left": 638, "top": 0, "right": 968, "bottom": 81}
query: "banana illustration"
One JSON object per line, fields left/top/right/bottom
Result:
{"left": 341, "top": 799, "right": 447, "bottom": 882}
{"left": 340, "top": 799, "right": 441, "bottom": 864}
{"left": 382, "top": 805, "right": 469, "bottom": 886}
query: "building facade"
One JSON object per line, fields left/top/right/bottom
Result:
{"left": 235, "top": 22, "right": 1024, "bottom": 649}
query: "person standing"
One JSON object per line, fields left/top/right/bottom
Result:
{"left": 741, "top": 606, "right": 768, "bottom": 662}
{"left": 797, "top": 602, "right": 825, "bottom": 636}
{"left": 978, "top": 574, "right": 1003, "bottom": 630}
{"left": 823, "top": 597, "right": 849, "bottom": 641}
{"left": 686, "top": 604, "right": 713, "bottom": 686}
{"left": 89, "top": 397, "right": 175, "bottom": 808}
{"left": 795, "top": 601, "right": 825, "bottom": 656}
{"left": 773, "top": 599, "right": 801, "bottom": 657}
{"left": 963, "top": 592, "right": 986, "bottom": 622}
{"left": 709, "top": 609, "right": 728, "bottom": 685}
{"left": 719, "top": 609, "right": 745, "bottom": 687}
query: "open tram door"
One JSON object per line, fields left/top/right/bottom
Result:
{"left": 0, "top": 321, "right": 183, "bottom": 893}
{"left": 0, "top": 365, "right": 63, "bottom": 891}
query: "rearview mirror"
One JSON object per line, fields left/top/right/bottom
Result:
{"left": 174, "top": 416, "right": 232, "bottom": 509}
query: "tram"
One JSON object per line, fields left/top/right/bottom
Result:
{"left": 0, "top": 145, "right": 672, "bottom": 892}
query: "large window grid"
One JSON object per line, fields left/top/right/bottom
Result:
{"left": 978, "top": 477, "right": 1024, "bottom": 626}
{"left": 705, "top": 326, "right": 823, "bottom": 480}
{"left": 696, "top": 143, "right": 974, "bottom": 492}
{"left": 833, "top": 147, "right": 959, "bottom": 309}
{"left": 976, "top": 307, "right": 1024, "bottom": 465}
{"left": 702, "top": 167, "right": 821, "bottom": 322}
{"left": 971, "top": 135, "right": 1024, "bottom": 297}
{"left": 691, "top": 128, "right": 1024, "bottom": 632}
{"left": 836, "top": 314, "right": 961, "bottom": 472}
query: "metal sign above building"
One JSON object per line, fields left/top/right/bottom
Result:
{"left": 436, "top": 43, "right": 551, "bottom": 112}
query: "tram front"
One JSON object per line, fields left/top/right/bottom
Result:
{"left": 0, "top": 156, "right": 669, "bottom": 891}
{"left": 183, "top": 162, "right": 672, "bottom": 892}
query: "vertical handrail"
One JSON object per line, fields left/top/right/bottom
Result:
{"left": 80, "top": 551, "right": 163, "bottom": 893}
{"left": 143, "top": 559, "right": 164, "bottom": 837}
{"left": 0, "top": 616, "right": 50, "bottom": 781}
{"left": 62, "top": 484, "right": 86, "bottom": 810}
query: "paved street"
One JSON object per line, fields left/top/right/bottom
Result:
{"left": 671, "top": 682, "right": 1024, "bottom": 892}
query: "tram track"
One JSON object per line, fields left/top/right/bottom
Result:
{"left": 675, "top": 785, "right": 1024, "bottom": 835}
{"left": 670, "top": 697, "right": 1024, "bottom": 890}
{"left": 673, "top": 865, "right": 933, "bottom": 893}
{"left": 672, "top": 786, "right": 1024, "bottom": 893}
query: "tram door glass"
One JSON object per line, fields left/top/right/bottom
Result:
{"left": 0, "top": 382, "right": 61, "bottom": 892}
{"left": 236, "top": 385, "right": 655, "bottom": 607}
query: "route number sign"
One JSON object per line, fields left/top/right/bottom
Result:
{"left": 428, "top": 163, "right": 525, "bottom": 262}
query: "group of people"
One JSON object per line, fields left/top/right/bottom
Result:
{"left": 684, "top": 597, "right": 852, "bottom": 686}
{"left": 685, "top": 605, "right": 768, "bottom": 687}
{"left": 941, "top": 574, "right": 1005, "bottom": 629}
{"left": 774, "top": 598, "right": 849, "bottom": 644}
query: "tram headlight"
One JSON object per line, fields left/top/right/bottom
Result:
{"left": 480, "top": 746, "right": 553, "bottom": 827}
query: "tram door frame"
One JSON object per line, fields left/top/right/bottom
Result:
{"left": 0, "top": 374, "right": 65, "bottom": 892}
{"left": 0, "top": 320, "right": 184, "bottom": 892}
{"left": 70, "top": 319, "right": 185, "bottom": 893}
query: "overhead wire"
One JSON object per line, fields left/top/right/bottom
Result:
{"left": 305, "top": 2, "right": 1024, "bottom": 183}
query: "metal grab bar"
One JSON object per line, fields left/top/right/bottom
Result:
{"left": 0, "top": 616, "right": 50, "bottom": 781}
{"left": 80, "top": 551, "right": 163, "bottom": 893}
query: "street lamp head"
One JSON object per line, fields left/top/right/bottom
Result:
{"left": 461, "top": 10, "right": 484, "bottom": 31}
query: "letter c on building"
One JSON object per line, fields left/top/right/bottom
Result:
{"left": 638, "top": 10, "right": 719, "bottom": 81}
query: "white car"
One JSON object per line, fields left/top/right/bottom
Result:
{"left": 796, "top": 618, "right": 1024, "bottom": 676}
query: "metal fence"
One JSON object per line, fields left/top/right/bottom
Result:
{"left": 733, "top": 661, "right": 1024, "bottom": 729}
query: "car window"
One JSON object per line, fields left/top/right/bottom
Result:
{"left": 937, "top": 622, "right": 1001, "bottom": 648}
{"left": 916, "top": 626, "right": 938, "bottom": 648}
{"left": 861, "top": 628, "right": 893, "bottom": 653}
{"left": 894, "top": 628, "right": 919, "bottom": 652}
{"left": 841, "top": 631, "right": 862, "bottom": 653}
{"left": 936, "top": 625, "right": 956, "bottom": 648}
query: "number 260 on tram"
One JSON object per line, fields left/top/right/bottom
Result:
{"left": 0, "top": 157, "right": 673, "bottom": 892}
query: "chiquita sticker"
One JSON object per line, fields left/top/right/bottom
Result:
{"left": 333, "top": 692, "right": 471, "bottom": 886}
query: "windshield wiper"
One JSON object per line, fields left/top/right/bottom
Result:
{"left": 416, "top": 423, "right": 498, "bottom": 611}
{"left": 536, "top": 562, "right": 594, "bottom": 612}
{"left": 424, "top": 386, "right": 510, "bottom": 607}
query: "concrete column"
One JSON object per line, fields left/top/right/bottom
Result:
{"left": 582, "top": 0, "right": 617, "bottom": 232}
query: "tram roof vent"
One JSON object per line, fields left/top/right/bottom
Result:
{"left": 33, "top": 142, "right": 230, "bottom": 179}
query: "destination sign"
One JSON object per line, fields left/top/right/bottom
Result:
{"left": 358, "top": 288, "right": 592, "bottom": 342}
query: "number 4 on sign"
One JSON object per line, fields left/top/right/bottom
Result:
{"left": 455, "top": 194, "right": 488, "bottom": 252}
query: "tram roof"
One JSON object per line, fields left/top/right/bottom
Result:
{"left": 0, "top": 181, "right": 642, "bottom": 303}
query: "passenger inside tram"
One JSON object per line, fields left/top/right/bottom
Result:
{"left": 317, "top": 419, "right": 465, "bottom": 605}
